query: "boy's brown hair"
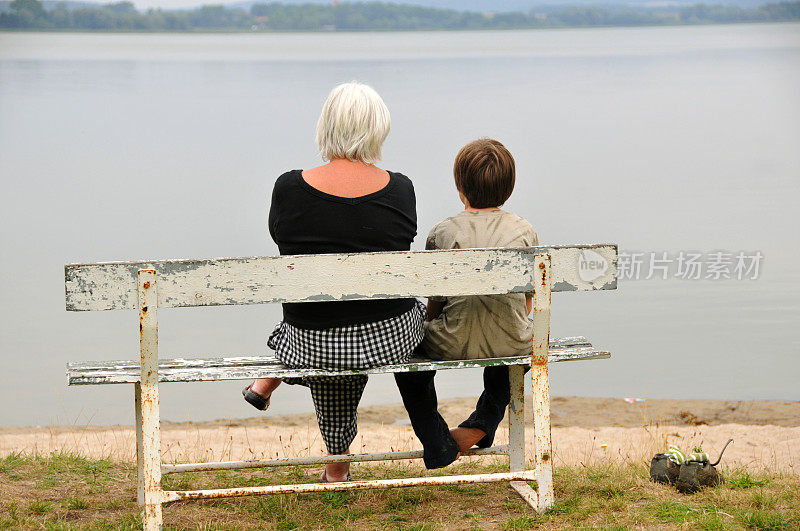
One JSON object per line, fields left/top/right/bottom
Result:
{"left": 453, "top": 138, "right": 515, "bottom": 209}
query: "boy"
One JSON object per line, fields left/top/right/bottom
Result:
{"left": 395, "top": 138, "right": 538, "bottom": 469}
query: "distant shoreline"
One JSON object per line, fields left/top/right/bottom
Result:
{"left": 2, "top": 19, "right": 799, "bottom": 34}
{"left": 3, "top": 0, "right": 799, "bottom": 33}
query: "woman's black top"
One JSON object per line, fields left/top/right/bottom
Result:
{"left": 268, "top": 169, "right": 418, "bottom": 329}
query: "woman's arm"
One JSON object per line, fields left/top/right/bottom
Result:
{"left": 267, "top": 175, "right": 285, "bottom": 244}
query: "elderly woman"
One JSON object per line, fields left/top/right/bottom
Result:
{"left": 241, "top": 82, "right": 446, "bottom": 482}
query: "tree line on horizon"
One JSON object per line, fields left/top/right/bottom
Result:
{"left": 2, "top": 0, "right": 799, "bottom": 31}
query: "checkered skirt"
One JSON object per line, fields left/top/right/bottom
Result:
{"left": 266, "top": 299, "right": 426, "bottom": 454}
{"left": 268, "top": 299, "right": 426, "bottom": 371}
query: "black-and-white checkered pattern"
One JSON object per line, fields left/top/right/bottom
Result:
{"left": 268, "top": 300, "right": 425, "bottom": 454}
{"left": 304, "top": 375, "right": 368, "bottom": 455}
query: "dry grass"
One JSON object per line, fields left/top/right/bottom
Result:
{"left": 4, "top": 417, "right": 796, "bottom": 475}
{"left": 1, "top": 451, "right": 798, "bottom": 530}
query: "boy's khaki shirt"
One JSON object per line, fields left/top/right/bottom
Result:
{"left": 421, "top": 209, "right": 538, "bottom": 360}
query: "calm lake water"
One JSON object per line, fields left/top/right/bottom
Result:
{"left": 1, "top": 24, "right": 799, "bottom": 427}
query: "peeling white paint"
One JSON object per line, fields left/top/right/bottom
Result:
{"left": 162, "top": 445, "right": 509, "bottom": 474}
{"left": 160, "top": 470, "right": 538, "bottom": 503}
{"left": 67, "top": 340, "right": 609, "bottom": 385}
{"left": 63, "top": 243, "right": 617, "bottom": 522}
{"left": 531, "top": 254, "right": 555, "bottom": 512}
{"left": 64, "top": 245, "right": 618, "bottom": 312}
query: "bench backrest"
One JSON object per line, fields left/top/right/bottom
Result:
{"left": 64, "top": 245, "right": 617, "bottom": 312}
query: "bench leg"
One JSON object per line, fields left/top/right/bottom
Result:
{"left": 508, "top": 364, "right": 525, "bottom": 472}
{"left": 138, "top": 270, "right": 163, "bottom": 530}
{"left": 135, "top": 383, "right": 145, "bottom": 506}
{"left": 531, "top": 254, "right": 554, "bottom": 513}
{"left": 531, "top": 359, "right": 554, "bottom": 512}
{"left": 508, "top": 364, "right": 539, "bottom": 507}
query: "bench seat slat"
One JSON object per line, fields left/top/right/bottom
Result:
{"left": 66, "top": 336, "right": 593, "bottom": 371}
{"left": 67, "top": 338, "right": 610, "bottom": 385}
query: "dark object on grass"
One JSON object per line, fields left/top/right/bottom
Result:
{"left": 651, "top": 439, "right": 733, "bottom": 490}
{"left": 650, "top": 453, "right": 681, "bottom": 484}
{"left": 697, "top": 461, "right": 723, "bottom": 487}
{"left": 675, "top": 439, "right": 733, "bottom": 494}
{"left": 676, "top": 461, "right": 704, "bottom": 493}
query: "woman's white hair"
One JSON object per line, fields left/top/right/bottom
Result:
{"left": 315, "top": 82, "right": 391, "bottom": 165}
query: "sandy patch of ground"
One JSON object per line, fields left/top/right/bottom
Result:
{"left": 2, "top": 397, "right": 798, "bottom": 472}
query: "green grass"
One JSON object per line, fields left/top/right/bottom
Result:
{"left": 727, "top": 471, "right": 770, "bottom": 490}
{"left": 27, "top": 500, "right": 53, "bottom": 515}
{"left": 64, "top": 495, "right": 89, "bottom": 510}
{"left": 738, "top": 509, "right": 796, "bottom": 530}
{"left": 1, "top": 451, "right": 798, "bottom": 529}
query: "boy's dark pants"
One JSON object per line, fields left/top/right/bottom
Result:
{"left": 394, "top": 365, "right": 514, "bottom": 469}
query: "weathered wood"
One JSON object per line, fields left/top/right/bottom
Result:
{"left": 134, "top": 383, "right": 144, "bottom": 505}
{"left": 137, "top": 271, "right": 163, "bottom": 530}
{"left": 510, "top": 481, "right": 540, "bottom": 507}
{"left": 65, "top": 245, "right": 618, "bottom": 312}
{"left": 160, "top": 470, "right": 538, "bottom": 503}
{"left": 67, "top": 338, "right": 609, "bottom": 385}
{"left": 162, "top": 445, "right": 508, "bottom": 474}
{"left": 63, "top": 241, "right": 617, "bottom": 529}
{"left": 531, "top": 254, "right": 555, "bottom": 513}
{"left": 508, "top": 365, "right": 526, "bottom": 473}
{"left": 68, "top": 336, "right": 592, "bottom": 372}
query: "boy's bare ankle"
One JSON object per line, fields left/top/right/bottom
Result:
{"left": 450, "top": 427, "right": 486, "bottom": 452}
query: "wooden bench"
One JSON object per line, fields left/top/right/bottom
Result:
{"left": 65, "top": 245, "right": 617, "bottom": 530}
